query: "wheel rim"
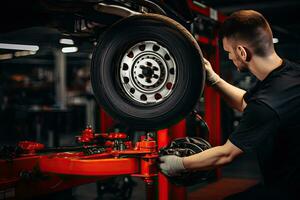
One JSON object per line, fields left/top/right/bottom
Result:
{"left": 120, "top": 41, "right": 177, "bottom": 104}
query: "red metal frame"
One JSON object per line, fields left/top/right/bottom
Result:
{"left": 203, "top": 37, "right": 222, "bottom": 177}
{"left": 169, "top": 120, "right": 187, "bottom": 200}
{"left": 157, "top": 129, "right": 170, "bottom": 200}
{"left": 186, "top": 0, "right": 223, "bottom": 149}
{"left": 40, "top": 156, "right": 139, "bottom": 175}
{"left": 204, "top": 36, "right": 222, "bottom": 148}
{"left": 0, "top": 129, "right": 159, "bottom": 200}
{"left": 0, "top": 155, "right": 109, "bottom": 199}
{"left": 187, "top": 0, "right": 226, "bottom": 23}
{"left": 186, "top": 0, "right": 224, "bottom": 177}
{"left": 100, "top": 107, "right": 114, "bottom": 132}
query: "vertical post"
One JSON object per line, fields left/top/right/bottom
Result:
{"left": 169, "top": 119, "right": 186, "bottom": 140}
{"left": 157, "top": 121, "right": 188, "bottom": 200}
{"left": 169, "top": 120, "right": 187, "bottom": 200}
{"left": 54, "top": 49, "right": 67, "bottom": 109}
{"left": 86, "top": 99, "right": 95, "bottom": 129}
{"left": 204, "top": 36, "right": 222, "bottom": 177}
{"left": 52, "top": 49, "right": 67, "bottom": 147}
{"left": 99, "top": 108, "right": 114, "bottom": 133}
{"left": 157, "top": 129, "right": 170, "bottom": 200}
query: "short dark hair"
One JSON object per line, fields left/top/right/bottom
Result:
{"left": 220, "top": 10, "right": 274, "bottom": 57}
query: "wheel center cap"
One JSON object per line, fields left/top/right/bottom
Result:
{"left": 142, "top": 67, "right": 154, "bottom": 78}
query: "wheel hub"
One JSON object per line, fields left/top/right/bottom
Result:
{"left": 133, "top": 56, "right": 163, "bottom": 88}
{"left": 142, "top": 66, "right": 153, "bottom": 77}
{"left": 120, "top": 41, "right": 177, "bottom": 104}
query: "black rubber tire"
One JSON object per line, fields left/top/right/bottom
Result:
{"left": 91, "top": 14, "right": 205, "bottom": 130}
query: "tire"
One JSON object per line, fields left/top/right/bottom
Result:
{"left": 91, "top": 14, "right": 205, "bottom": 130}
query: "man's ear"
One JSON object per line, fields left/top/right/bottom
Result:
{"left": 237, "top": 45, "right": 252, "bottom": 62}
{"left": 236, "top": 45, "right": 247, "bottom": 61}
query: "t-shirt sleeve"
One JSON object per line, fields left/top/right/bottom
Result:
{"left": 229, "top": 100, "right": 280, "bottom": 153}
{"left": 243, "top": 80, "right": 260, "bottom": 103}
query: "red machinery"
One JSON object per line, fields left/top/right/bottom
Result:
{"left": 0, "top": 127, "right": 160, "bottom": 199}
{"left": 0, "top": 123, "right": 212, "bottom": 200}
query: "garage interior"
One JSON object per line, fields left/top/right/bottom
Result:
{"left": 0, "top": 0, "right": 299, "bottom": 200}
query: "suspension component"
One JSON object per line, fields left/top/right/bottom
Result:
{"left": 159, "top": 137, "right": 212, "bottom": 186}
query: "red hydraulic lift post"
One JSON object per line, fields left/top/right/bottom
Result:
{"left": 187, "top": 0, "right": 226, "bottom": 177}
{"left": 169, "top": 120, "right": 187, "bottom": 200}
{"left": 157, "top": 128, "right": 171, "bottom": 200}
{"left": 195, "top": 35, "right": 222, "bottom": 150}
{"left": 204, "top": 36, "right": 222, "bottom": 179}
{"left": 205, "top": 36, "right": 222, "bottom": 148}
{"left": 99, "top": 108, "right": 114, "bottom": 132}
{"left": 199, "top": 33, "right": 222, "bottom": 179}
{"left": 157, "top": 119, "right": 187, "bottom": 200}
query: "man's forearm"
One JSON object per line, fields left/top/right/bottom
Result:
{"left": 213, "top": 79, "right": 247, "bottom": 112}
{"left": 182, "top": 146, "right": 232, "bottom": 171}
{"left": 158, "top": 140, "right": 243, "bottom": 176}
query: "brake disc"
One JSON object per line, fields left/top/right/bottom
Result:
{"left": 159, "top": 137, "right": 212, "bottom": 186}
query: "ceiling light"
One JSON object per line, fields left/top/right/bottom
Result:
{"left": 0, "top": 43, "right": 39, "bottom": 51}
{"left": 0, "top": 53, "right": 13, "bottom": 60}
{"left": 14, "top": 50, "right": 36, "bottom": 57}
{"left": 273, "top": 38, "right": 279, "bottom": 44}
{"left": 62, "top": 46, "right": 78, "bottom": 53}
{"left": 59, "top": 38, "right": 74, "bottom": 45}
{"left": 29, "top": 51, "right": 37, "bottom": 55}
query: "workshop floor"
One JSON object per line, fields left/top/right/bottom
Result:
{"left": 188, "top": 178, "right": 258, "bottom": 200}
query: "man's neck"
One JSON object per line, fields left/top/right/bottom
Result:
{"left": 249, "top": 53, "right": 283, "bottom": 81}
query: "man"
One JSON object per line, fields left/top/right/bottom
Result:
{"left": 159, "top": 10, "right": 300, "bottom": 199}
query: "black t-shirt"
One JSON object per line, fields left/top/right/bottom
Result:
{"left": 229, "top": 59, "right": 300, "bottom": 190}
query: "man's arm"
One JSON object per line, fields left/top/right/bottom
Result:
{"left": 183, "top": 140, "right": 243, "bottom": 170}
{"left": 204, "top": 58, "right": 247, "bottom": 112}
{"left": 213, "top": 79, "right": 247, "bottom": 112}
{"left": 159, "top": 140, "right": 243, "bottom": 176}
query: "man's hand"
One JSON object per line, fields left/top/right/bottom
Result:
{"left": 159, "top": 155, "right": 186, "bottom": 177}
{"left": 203, "top": 58, "right": 221, "bottom": 86}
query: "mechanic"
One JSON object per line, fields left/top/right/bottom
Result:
{"left": 159, "top": 10, "right": 300, "bottom": 200}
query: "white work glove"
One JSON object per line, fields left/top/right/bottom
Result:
{"left": 203, "top": 58, "right": 221, "bottom": 86}
{"left": 159, "top": 155, "right": 186, "bottom": 177}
